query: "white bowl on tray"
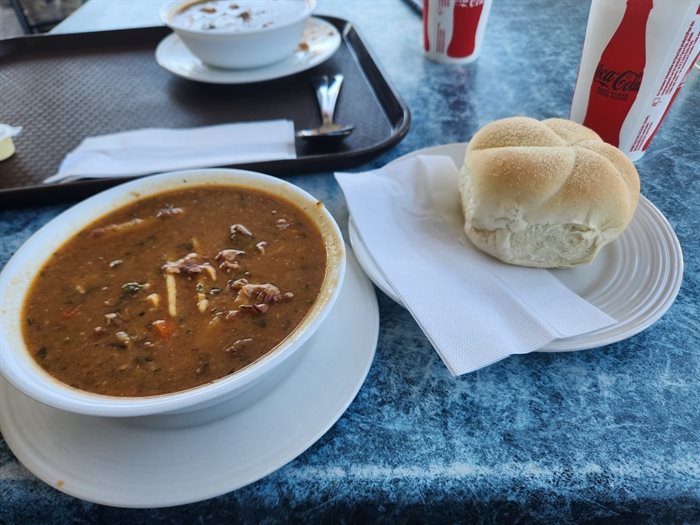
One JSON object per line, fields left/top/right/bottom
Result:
{"left": 160, "top": 0, "right": 317, "bottom": 70}
{"left": 0, "top": 168, "right": 346, "bottom": 418}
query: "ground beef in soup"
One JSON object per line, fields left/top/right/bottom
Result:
{"left": 22, "top": 186, "right": 327, "bottom": 397}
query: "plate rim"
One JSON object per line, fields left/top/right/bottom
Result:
{"left": 0, "top": 249, "right": 378, "bottom": 508}
{"left": 349, "top": 142, "right": 684, "bottom": 353}
{"left": 155, "top": 16, "right": 342, "bottom": 84}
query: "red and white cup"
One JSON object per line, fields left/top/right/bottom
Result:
{"left": 570, "top": 0, "right": 700, "bottom": 161}
{"left": 423, "top": 0, "right": 493, "bottom": 64}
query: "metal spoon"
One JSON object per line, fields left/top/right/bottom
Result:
{"left": 296, "top": 74, "right": 354, "bottom": 142}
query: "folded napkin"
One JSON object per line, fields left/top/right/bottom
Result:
{"left": 45, "top": 120, "right": 296, "bottom": 184}
{"left": 335, "top": 155, "right": 616, "bottom": 376}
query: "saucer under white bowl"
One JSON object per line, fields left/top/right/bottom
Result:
{"left": 155, "top": 17, "right": 342, "bottom": 84}
{"left": 0, "top": 250, "right": 378, "bottom": 508}
{"left": 349, "top": 143, "right": 684, "bottom": 353}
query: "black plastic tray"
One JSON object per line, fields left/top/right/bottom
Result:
{"left": 0, "top": 17, "right": 410, "bottom": 206}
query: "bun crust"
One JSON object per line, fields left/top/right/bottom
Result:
{"left": 459, "top": 117, "right": 640, "bottom": 268}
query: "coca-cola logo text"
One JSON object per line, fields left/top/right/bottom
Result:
{"left": 594, "top": 64, "right": 642, "bottom": 93}
{"left": 455, "top": 0, "right": 484, "bottom": 7}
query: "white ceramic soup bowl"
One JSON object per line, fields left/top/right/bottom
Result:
{"left": 160, "top": 0, "right": 316, "bottom": 69}
{"left": 0, "top": 169, "right": 345, "bottom": 417}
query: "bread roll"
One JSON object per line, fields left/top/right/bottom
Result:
{"left": 459, "top": 117, "right": 640, "bottom": 268}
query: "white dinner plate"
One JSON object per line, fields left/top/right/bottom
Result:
{"left": 349, "top": 143, "right": 684, "bottom": 352}
{"left": 0, "top": 250, "right": 378, "bottom": 508}
{"left": 155, "top": 17, "right": 341, "bottom": 84}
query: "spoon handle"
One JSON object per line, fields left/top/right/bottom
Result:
{"left": 312, "top": 74, "right": 344, "bottom": 127}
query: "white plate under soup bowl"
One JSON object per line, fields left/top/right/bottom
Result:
{"left": 0, "top": 168, "right": 346, "bottom": 418}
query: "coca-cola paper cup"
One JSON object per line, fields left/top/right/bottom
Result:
{"left": 571, "top": 0, "right": 700, "bottom": 161}
{"left": 423, "top": 0, "right": 493, "bottom": 64}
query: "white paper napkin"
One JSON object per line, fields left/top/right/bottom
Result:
{"left": 336, "top": 155, "right": 616, "bottom": 376}
{"left": 45, "top": 120, "right": 297, "bottom": 184}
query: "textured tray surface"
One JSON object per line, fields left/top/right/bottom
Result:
{"left": 0, "top": 19, "right": 409, "bottom": 205}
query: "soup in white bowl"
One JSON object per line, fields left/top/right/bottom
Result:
{"left": 0, "top": 169, "right": 345, "bottom": 417}
{"left": 160, "top": 0, "right": 316, "bottom": 69}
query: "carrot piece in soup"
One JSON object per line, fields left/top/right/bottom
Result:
{"left": 61, "top": 304, "right": 81, "bottom": 319}
{"left": 152, "top": 319, "right": 176, "bottom": 340}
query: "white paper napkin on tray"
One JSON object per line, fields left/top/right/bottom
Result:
{"left": 335, "top": 155, "right": 616, "bottom": 376}
{"left": 45, "top": 119, "right": 296, "bottom": 184}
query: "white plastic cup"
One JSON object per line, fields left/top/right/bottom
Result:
{"left": 570, "top": 0, "right": 700, "bottom": 161}
{"left": 423, "top": 0, "right": 493, "bottom": 64}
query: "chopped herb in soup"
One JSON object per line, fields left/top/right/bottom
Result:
{"left": 22, "top": 186, "right": 327, "bottom": 397}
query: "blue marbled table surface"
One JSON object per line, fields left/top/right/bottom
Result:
{"left": 1, "top": 0, "right": 699, "bottom": 522}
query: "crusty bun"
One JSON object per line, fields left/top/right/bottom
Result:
{"left": 459, "top": 117, "right": 640, "bottom": 268}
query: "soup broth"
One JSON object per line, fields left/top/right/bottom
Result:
{"left": 22, "top": 185, "right": 327, "bottom": 397}
{"left": 172, "top": 0, "right": 308, "bottom": 32}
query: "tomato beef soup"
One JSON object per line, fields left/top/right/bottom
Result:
{"left": 22, "top": 186, "right": 327, "bottom": 397}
